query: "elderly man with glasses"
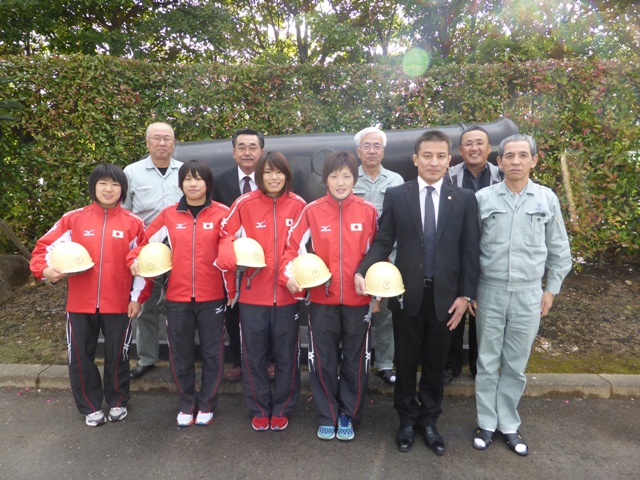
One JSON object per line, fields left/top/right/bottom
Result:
{"left": 352, "top": 127, "right": 404, "bottom": 385}
{"left": 123, "top": 122, "right": 183, "bottom": 378}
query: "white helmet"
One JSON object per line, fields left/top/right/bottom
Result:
{"left": 137, "top": 242, "right": 173, "bottom": 277}
{"left": 291, "top": 253, "right": 331, "bottom": 288}
{"left": 49, "top": 242, "right": 95, "bottom": 274}
{"left": 234, "top": 237, "right": 267, "bottom": 268}
{"left": 364, "top": 262, "right": 405, "bottom": 297}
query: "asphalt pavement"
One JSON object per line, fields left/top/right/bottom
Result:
{"left": 1, "top": 386, "right": 639, "bottom": 480}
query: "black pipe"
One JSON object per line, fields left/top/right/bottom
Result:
{"left": 169, "top": 117, "right": 518, "bottom": 203}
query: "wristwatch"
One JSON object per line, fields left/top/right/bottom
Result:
{"left": 463, "top": 296, "right": 473, "bottom": 303}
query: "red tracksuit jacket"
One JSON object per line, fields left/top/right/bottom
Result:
{"left": 30, "top": 202, "right": 150, "bottom": 314}
{"left": 281, "top": 192, "right": 378, "bottom": 306}
{"left": 219, "top": 190, "right": 307, "bottom": 306}
{"left": 127, "top": 196, "right": 235, "bottom": 302}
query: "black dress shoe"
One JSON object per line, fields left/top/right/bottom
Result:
{"left": 424, "top": 426, "right": 445, "bottom": 455}
{"left": 396, "top": 425, "right": 415, "bottom": 453}
{"left": 442, "top": 368, "right": 455, "bottom": 385}
{"left": 130, "top": 363, "right": 155, "bottom": 379}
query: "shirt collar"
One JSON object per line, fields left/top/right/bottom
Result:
{"left": 144, "top": 156, "right": 179, "bottom": 170}
{"left": 358, "top": 164, "right": 390, "bottom": 180}
{"left": 237, "top": 167, "right": 255, "bottom": 182}
{"left": 417, "top": 176, "right": 444, "bottom": 196}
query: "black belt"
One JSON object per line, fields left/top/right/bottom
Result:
{"left": 424, "top": 277, "right": 434, "bottom": 288}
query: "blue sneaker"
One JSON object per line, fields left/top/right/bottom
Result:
{"left": 317, "top": 425, "right": 336, "bottom": 440}
{"left": 336, "top": 413, "right": 354, "bottom": 441}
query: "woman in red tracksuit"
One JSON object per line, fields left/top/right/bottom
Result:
{"left": 282, "top": 150, "right": 378, "bottom": 441}
{"left": 128, "top": 159, "right": 235, "bottom": 427}
{"left": 30, "top": 163, "right": 150, "bottom": 427}
{"left": 218, "top": 152, "right": 306, "bottom": 432}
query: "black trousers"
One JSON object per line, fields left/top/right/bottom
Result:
{"left": 67, "top": 311, "right": 132, "bottom": 414}
{"left": 392, "top": 287, "right": 453, "bottom": 427}
{"left": 225, "top": 302, "right": 242, "bottom": 366}
{"left": 166, "top": 299, "right": 226, "bottom": 414}
{"left": 307, "top": 303, "right": 371, "bottom": 426}
{"left": 444, "top": 312, "right": 477, "bottom": 377}
{"left": 239, "top": 303, "right": 300, "bottom": 419}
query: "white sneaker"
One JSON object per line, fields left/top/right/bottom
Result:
{"left": 195, "top": 411, "right": 214, "bottom": 426}
{"left": 85, "top": 410, "right": 106, "bottom": 427}
{"left": 108, "top": 406, "right": 128, "bottom": 422}
{"left": 176, "top": 412, "right": 194, "bottom": 427}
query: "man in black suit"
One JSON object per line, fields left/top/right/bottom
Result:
{"left": 212, "top": 128, "right": 264, "bottom": 382}
{"left": 355, "top": 130, "right": 480, "bottom": 455}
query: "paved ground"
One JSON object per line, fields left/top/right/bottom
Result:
{"left": 1, "top": 386, "right": 639, "bottom": 480}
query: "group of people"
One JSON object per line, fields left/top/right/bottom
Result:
{"left": 29, "top": 121, "right": 572, "bottom": 457}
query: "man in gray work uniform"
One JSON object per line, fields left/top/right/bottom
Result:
{"left": 352, "top": 126, "right": 404, "bottom": 385}
{"left": 471, "top": 134, "right": 571, "bottom": 456}
{"left": 123, "top": 122, "right": 183, "bottom": 378}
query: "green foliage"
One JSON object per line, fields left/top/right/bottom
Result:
{"left": 2, "top": 1, "right": 638, "bottom": 65}
{"left": 0, "top": 55, "right": 639, "bottom": 263}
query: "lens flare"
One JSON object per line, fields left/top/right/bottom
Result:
{"left": 402, "top": 47, "right": 430, "bottom": 78}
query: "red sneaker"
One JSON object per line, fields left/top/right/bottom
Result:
{"left": 270, "top": 416, "right": 289, "bottom": 431}
{"left": 252, "top": 416, "right": 269, "bottom": 431}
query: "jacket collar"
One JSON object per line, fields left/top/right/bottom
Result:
{"left": 91, "top": 201, "right": 123, "bottom": 217}
{"left": 324, "top": 191, "right": 355, "bottom": 208}
{"left": 177, "top": 194, "right": 212, "bottom": 212}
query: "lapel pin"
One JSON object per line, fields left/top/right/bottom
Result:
{"left": 448, "top": 196, "right": 452, "bottom": 200}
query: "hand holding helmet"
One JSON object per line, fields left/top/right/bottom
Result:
{"left": 44, "top": 242, "right": 95, "bottom": 282}
{"left": 363, "top": 262, "right": 405, "bottom": 298}
{"left": 135, "top": 242, "right": 173, "bottom": 278}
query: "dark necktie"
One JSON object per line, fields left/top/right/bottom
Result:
{"left": 242, "top": 176, "right": 251, "bottom": 194}
{"left": 423, "top": 186, "right": 436, "bottom": 278}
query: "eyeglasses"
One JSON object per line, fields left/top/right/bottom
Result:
{"left": 359, "top": 143, "right": 384, "bottom": 152}
{"left": 236, "top": 145, "right": 260, "bottom": 153}
{"left": 147, "top": 135, "right": 174, "bottom": 144}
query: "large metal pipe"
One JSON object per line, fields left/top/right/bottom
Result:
{"left": 171, "top": 117, "right": 518, "bottom": 203}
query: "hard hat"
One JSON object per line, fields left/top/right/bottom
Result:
{"left": 364, "top": 262, "right": 405, "bottom": 297}
{"left": 49, "top": 242, "right": 95, "bottom": 274}
{"left": 137, "top": 242, "right": 173, "bottom": 277}
{"left": 291, "top": 253, "right": 331, "bottom": 288}
{"left": 234, "top": 237, "right": 266, "bottom": 268}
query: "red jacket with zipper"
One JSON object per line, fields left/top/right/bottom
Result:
{"left": 30, "top": 202, "right": 151, "bottom": 314}
{"left": 127, "top": 196, "right": 235, "bottom": 302}
{"left": 281, "top": 192, "right": 378, "bottom": 306}
{"left": 219, "top": 190, "right": 306, "bottom": 306}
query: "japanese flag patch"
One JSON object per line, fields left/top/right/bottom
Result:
{"left": 286, "top": 218, "right": 293, "bottom": 227}
{"left": 350, "top": 223, "right": 362, "bottom": 231}
{"left": 112, "top": 230, "right": 124, "bottom": 238}
{"left": 203, "top": 222, "right": 214, "bottom": 230}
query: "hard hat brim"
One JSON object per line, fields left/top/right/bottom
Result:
{"left": 60, "top": 262, "right": 95, "bottom": 274}
{"left": 236, "top": 260, "right": 267, "bottom": 268}
{"left": 138, "top": 266, "right": 172, "bottom": 278}
{"left": 365, "top": 287, "right": 406, "bottom": 297}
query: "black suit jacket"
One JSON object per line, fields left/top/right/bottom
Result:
{"left": 357, "top": 179, "right": 480, "bottom": 321}
{"left": 212, "top": 166, "right": 242, "bottom": 207}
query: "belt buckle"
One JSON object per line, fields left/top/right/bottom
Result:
{"left": 423, "top": 277, "right": 434, "bottom": 288}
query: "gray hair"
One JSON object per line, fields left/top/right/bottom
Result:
{"left": 354, "top": 127, "right": 387, "bottom": 147}
{"left": 498, "top": 134, "right": 537, "bottom": 158}
{"left": 146, "top": 122, "right": 174, "bottom": 138}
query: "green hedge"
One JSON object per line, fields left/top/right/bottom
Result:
{"left": 1, "top": 55, "right": 639, "bottom": 263}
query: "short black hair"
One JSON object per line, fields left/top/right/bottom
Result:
{"left": 255, "top": 151, "right": 293, "bottom": 196}
{"left": 460, "top": 125, "right": 491, "bottom": 145}
{"left": 178, "top": 159, "right": 214, "bottom": 195}
{"left": 414, "top": 130, "right": 451, "bottom": 155}
{"left": 88, "top": 163, "right": 128, "bottom": 204}
{"left": 232, "top": 128, "right": 265, "bottom": 149}
{"left": 322, "top": 150, "right": 359, "bottom": 185}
